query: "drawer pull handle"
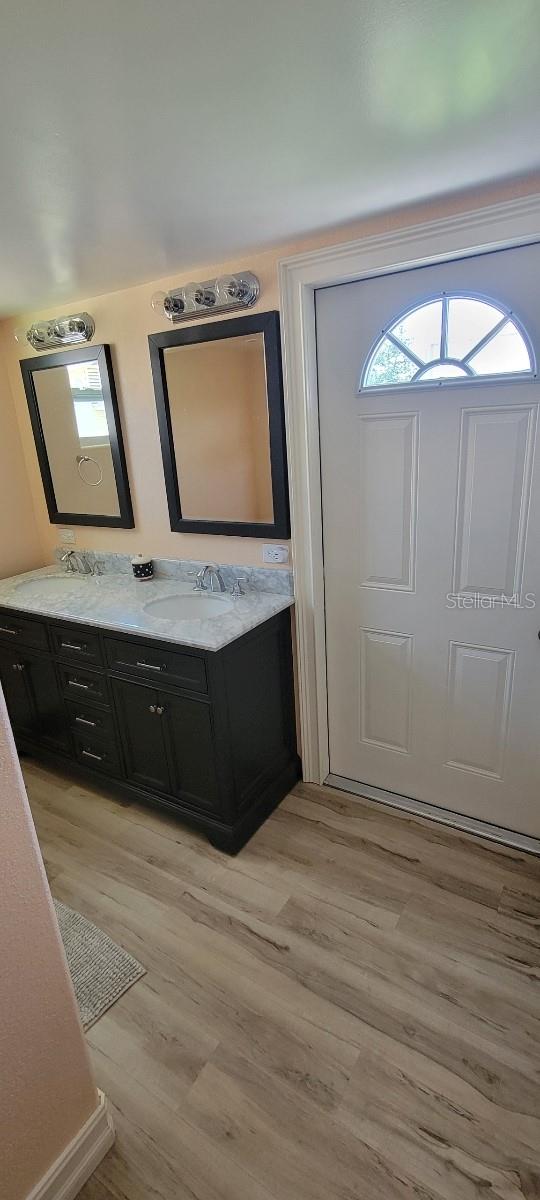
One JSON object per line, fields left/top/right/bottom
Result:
{"left": 116, "top": 659, "right": 164, "bottom": 673}
{"left": 81, "top": 749, "right": 103, "bottom": 762}
{"left": 68, "top": 679, "right": 91, "bottom": 690}
{"left": 0, "top": 626, "right": 18, "bottom": 636}
{"left": 75, "top": 716, "right": 97, "bottom": 727}
{"left": 61, "top": 641, "right": 87, "bottom": 652}
{"left": 12, "top": 662, "right": 25, "bottom": 672}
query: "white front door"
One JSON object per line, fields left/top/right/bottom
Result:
{"left": 316, "top": 242, "right": 540, "bottom": 837}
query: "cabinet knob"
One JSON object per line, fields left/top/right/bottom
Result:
{"left": 149, "top": 704, "right": 156, "bottom": 713}
{"left": 12, "top": 662, "right": 24, "bottom": 672}
{"left": 156, "top": 705, "right": 165, "bottom": 716}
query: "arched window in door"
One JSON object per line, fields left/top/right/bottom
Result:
{"left": 361, "top": 294, "right": 535, "bottom": 390}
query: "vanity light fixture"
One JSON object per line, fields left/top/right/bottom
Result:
{"left": 15, "top": 312, "right": 95, "bottom": 351}
{"left": 151, "top": 272, "right": 259, "bottom": 324}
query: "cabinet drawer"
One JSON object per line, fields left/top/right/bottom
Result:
{"left": 0, "top": 612, "right": 48, "bottom": 651}
{"left": 66, "top": 701, "right": 115, "bottom": 740}
{"left": 51, "top": 624, "right": 103, "bottom": 667}
{"left": 105, "top": 637, "right": 207, "bottom": 694}
{"left": 59, "top": 664, "right": 109, "bottom": 706}
{"left": 74, "top": 733, "right": 121, "bottom": 777}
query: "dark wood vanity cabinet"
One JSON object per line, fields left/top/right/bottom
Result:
{"left": 0, "top": 605, "right": 299, "bottom": 852}
{"left": 113, "top": 677, "right": 221, "bottom": 811}
{"left": 0, "top": 642, "right": 69, "bottom": 753}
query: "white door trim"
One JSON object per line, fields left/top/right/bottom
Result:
{"left": 279, "top": 192, "right": 540, "bottom": 784}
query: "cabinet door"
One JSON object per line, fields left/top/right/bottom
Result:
{"left": 112, "top": 677, "right": 171, "bottom": 794}
{"left": 162, "top": 693, "right": 222, "bottom": 814}
{"left": 29, "top": 654, "right": 70, "bottom": 752}
{"left": 0, "top": 645, "right": 68, "bottom": 751}
{"left": 0, "top": 645, "right": 36, "bottom": 738}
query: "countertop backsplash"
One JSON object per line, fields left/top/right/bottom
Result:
{"left": 53, "top": 548, "right": 294, "bottom": 596}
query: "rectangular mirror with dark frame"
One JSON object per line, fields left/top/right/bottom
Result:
{"left": 20, "top": 344, "right": 134, "bottom": 528}
{"left": 149, "top": 311, "right": 290, "bottom": 537}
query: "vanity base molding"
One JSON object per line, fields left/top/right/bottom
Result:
{"left": 0, "top": 607, "right": 299, "bottom": 854}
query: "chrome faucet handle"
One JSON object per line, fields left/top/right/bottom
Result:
{"left": 230, "top": 579, "right": 244, "bottom": 599}
{"left": 60, "top": 549, "right": 76, "bottom": 572}
{"left": 66, "top": 551, "right": 91, "bottom": 575}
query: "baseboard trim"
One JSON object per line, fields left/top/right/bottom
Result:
{"left": 326, "top": 774, "right": 540, "bottom": 856}
{"left": 26, "top": 1090, "right": 114, "bottom": 1200}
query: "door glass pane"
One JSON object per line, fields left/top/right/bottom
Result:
{"left": 365, "top": 338, "right": 417, "bottom": 387}
{"left": 446, "top": 298, "right": 501, "bottom": 359}
{"left": 361, "top": 294, "right": 533, "bottom": 390}
{"left": 419, "top": 363, "right": 468, "bottom": 380}
{"left": 392, "top": 300, "right": 442, "bottom": 363}
{"left": 468, "top": 321, "right": 532, "bottom": 375}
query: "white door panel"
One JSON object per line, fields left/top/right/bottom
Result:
{"left": 317, "top": 243, "right": 540, "bottom": 836}
{"left": 453, "top": 404, "right": 536, "bottom": 597}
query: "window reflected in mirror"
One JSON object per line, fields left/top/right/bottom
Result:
{"left": 21, "top": 345, "right": 133, "bottom": 528}
{"left": 33, "top": 360, "right": 119, "bottom": 517}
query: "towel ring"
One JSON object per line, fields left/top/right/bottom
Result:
{"left": 76, "top": 454, "right": 103, "bottom": 486}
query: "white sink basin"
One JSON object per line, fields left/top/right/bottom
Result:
{"left": 144, "top": 592, "right": 233, "bottom": 621}
{"left": 15, "top": 573, "right": 95, "bottom": 596}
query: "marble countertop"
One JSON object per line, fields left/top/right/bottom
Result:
{"left": 0, "top": 567, "right": 294, "bottom": 652}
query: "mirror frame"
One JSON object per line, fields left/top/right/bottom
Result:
{"left": 149, "top": 311, "right": 290, "bottom": 538}
{"left": 20, "top": 343, "right": 134, "bottom": 528}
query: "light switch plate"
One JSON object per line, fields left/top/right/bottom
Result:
{"left": 262, "top": 544, "right": 289, "bottom": 564}
{"left": 59, "top": 528, "right": 76, "bottom": 544}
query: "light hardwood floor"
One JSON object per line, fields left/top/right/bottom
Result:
{"left": 24, "top": 759, "right": 540, "bottom": 1200}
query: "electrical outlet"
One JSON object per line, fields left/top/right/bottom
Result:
{"left": 59, "top": 528, "right": 76, "bottom": 545}
{"left": 262, "top": 544, "right": 289, "bottom": 564}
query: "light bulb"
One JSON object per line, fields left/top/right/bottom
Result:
{"left": 151, "top": 291, "right": 168, "bottom": 313}
{"left": 199, "top": 285, "right": 216, "bottom": 308}
{"left": 164, "top": 292, "right": 185, "bottom": 318}
{"left": 216, "top": 273, "right": 258, "bottom": 307}
{"left": 183, "top": 282, "right": 216, "bottom": 309}
{"left": 182, "top": 283, "right": 200, "bottom": 310}
{"left": 151, "top": 290, "right": 185, "bottom": 319}
{"left": 216, "top": 274, "right": 244, "bottom": 304}
{"left": 29, "top": 323, "right": 49, "bottom": 347}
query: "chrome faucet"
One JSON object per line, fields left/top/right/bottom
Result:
{"left": 195, "top": 563, "right": 226, "bottom": 593}
{"left": 60, "top": 550, "right": 92, "bottom": 575}
{"left": 60, "top": 549, "right": 77, "bottom": 572}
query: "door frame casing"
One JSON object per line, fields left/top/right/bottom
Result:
{"left": 279, "top": 193, "right": 540, "bottom": 784}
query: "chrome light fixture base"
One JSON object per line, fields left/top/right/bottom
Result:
{"left": 151, "top": 272, "right": 260, "bottom": 324}
{"left": 16, "top": 312, "right": 95, "bottom": 351}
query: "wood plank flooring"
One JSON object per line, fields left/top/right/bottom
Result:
{"left": 23, "top": 760, "right": 540, "bottom": 1200}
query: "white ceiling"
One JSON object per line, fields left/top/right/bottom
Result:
{"left": 1, "top": 0, "right": 539, "bottom": 314}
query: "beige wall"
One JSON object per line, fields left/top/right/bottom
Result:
{"left": 0, "top": 173, "right": 538, "bottom": 570}
{"left": 0, "top": 345, "right": 44, "bottom": 579}
{"left": 166, "top": 335, "right": 273, "bottom": 523}
{"left": 0, "top": 693, "right": 99, "bottom": 1200}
